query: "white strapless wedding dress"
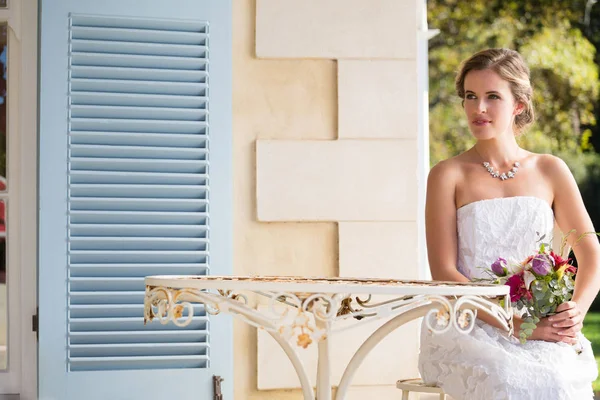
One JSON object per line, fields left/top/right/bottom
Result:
{"left": 418, "top": 196, "right": 598, "bottom": 400}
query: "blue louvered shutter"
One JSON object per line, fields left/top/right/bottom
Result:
{"left": 39, "top": 2, "right": 232, "bottom": 399}
{"left": 67, "top": 14, "right": 212, "bottom": 372}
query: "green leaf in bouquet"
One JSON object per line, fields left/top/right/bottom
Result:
{"left": 565, "top": 275, "right": 575, "bottom": 286}
{"left": 518, "top": 315, "right": 539, "bottom": 343}
{"left": 534, "top": 288, "right": 547, "bottom": 300}
{"left": 519, "top": 332, "right": 529, "bottom": 344}
{"left": 541, "top": 306, "right": 553, "bottom": 315}
{"left": 521, "top": 322, "right": 537, "bottom": 330}
{"left": 515, "top": 299, "right": 523, "bottom": 308}
{"left": 565, "top": 279, "right": 574, "bottom": 290}
{"left": 565, "top": 293, "right": 573, "bottom": 301}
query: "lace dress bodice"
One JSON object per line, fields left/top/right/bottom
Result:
{"left": 456, "top": 196, "right": 555, "bottom": 280}
{"left": 418, "top": 196, "right": 597, "bottom": 400}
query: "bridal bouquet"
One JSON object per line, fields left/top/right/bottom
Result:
{"left": 483, "top": 241, "right": 578, "bottom": 344}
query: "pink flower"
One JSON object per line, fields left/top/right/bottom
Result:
{"left": 550, "top": 251, "right": 571, "bottom": 270}
{"left": 550, "top": 251, "right": 577, "bottom": 277}
{"left": 531, "top": 254, "right": 552, "bottom": 276}
{"left": 506, "top": 273, "right": 532, "bottom": 302}
{"left": 491, "top": 257, "right": 508, "bottom": 276}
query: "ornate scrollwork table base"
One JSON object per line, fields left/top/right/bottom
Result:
{"left": 144, "top": 276, "right": 512, "bottom": 400}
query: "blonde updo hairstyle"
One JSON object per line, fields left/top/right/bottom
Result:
{"left": 455, "top": 48, "right": 535, "bottom": 134}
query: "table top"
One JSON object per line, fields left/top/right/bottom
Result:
{"left": 145, "top": 275, "right": 510, "bottom": 297}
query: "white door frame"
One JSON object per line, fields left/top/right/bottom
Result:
{"left": 19, "top": 0, "right": 38, "bottom": 398}
{"left": 0, "top": 0, "right": 37, "bottom": 398}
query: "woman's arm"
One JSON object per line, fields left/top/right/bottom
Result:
{"left": 546, "top": 155, "right": 600, "bottom": 316}
{"left": 425, "top": 160, "right": 509, "bottom": 331}
{"left": 539, "top": 155, "right": 600, "bottom": 342}
{"left": 425, "top": 160, "right": 462, "bottom": 282}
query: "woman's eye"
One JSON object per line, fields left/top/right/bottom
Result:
{"left": 489, "top": 94, "right": 500, "bottom": 99}
{"left": 466, "top": 94, "right": 476, "bottom": 99}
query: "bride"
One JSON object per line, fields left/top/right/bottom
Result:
{"left": 418, "top": 48, "right": 600, "bottom": 399}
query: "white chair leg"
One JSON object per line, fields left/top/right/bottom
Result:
{"left": 401, "top": 390, "right": 409, "bottom": 400}
{"left": 439, "top": 393, "right": 446, "bottom": 400}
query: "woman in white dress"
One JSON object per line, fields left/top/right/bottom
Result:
{"left": 418, "top": 48, "right": 600, "bottom": 399}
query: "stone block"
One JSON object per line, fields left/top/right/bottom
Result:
{"left": 339, "top": 222, "right": 419, "bottom": 279}
{"left": 338, "top": 60, "right": 418, "bottom": 139}
{"left": 256, "top": 0, "right": 417, "bottom": 59}
{"left": 256, "top": 140, "right": 418, "bottom": 222}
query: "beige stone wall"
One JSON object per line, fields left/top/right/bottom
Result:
{"left": 233, "top": 0, "right": 421, "bottom": 398}
{"left": 233, "top": 1, "right": 338, "bottom": 398}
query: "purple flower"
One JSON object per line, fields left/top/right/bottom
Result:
{"left": 531, "top": 254, "right": 552, "bottom": 276}
{"left": 491, "top": 257, "right": 507, "bottom": 276}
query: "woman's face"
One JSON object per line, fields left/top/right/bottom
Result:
{"left": 463, "top": 68, "right": 522, "bottom": 140}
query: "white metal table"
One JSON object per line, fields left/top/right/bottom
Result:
{"left": 144, "top": 276, "right": 512, "bottom": 400}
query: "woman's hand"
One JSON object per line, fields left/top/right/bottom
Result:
{"left": 527, "top": 317, "right": 578, "bottom": 344}
{"left": 515, "top": 301, "right": 583, "bottom": 344}
{"left": 548, "top": 301, "right": 584, "bottom": 339}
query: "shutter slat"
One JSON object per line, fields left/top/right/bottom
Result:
{"left": 71, "top": 15, "right": 208, "bottom": 34}
{"left": 71, "top": 66, "right": 207, "bottom": 82}
{"left": 70, "top": 171, "right": 208, "bottom": 185}
{"left": 70, "top": 184, "right": 207, "bottom": 199}
{"left": 70, "top": 118, "right": 207, "bottom": 134}
{"left": 70, "top": 159, "right": 208, "bottom": 174}
{"left": 71, "top": 26, "right": 206, "bottom": 44}
{"left": 70, "top": 132, "right": 207, "bottom": 148}
{"left": 70, "top": 237, "right": 208, "bottom": 251}
{"left": 70, "top": 78, "right": 207, "bottom": 96}
{"left": 69, "top": 250, "right": 208, "bottom": 264}
{"left": 69, "top": 304, "right": 205, "bottom": 318}
{"left": 69, "top": 264, "right": 208, "bottom": 278}
{"left": 69, "top": 198, "right": 208, "bottom": 212}
{"left": 71, "top": 92, "right": 207, "bottom": 107}
{"left": 72, "top": 39, "right": 207, "bottom": 57}
{"left": 70, "top": 144, "right": 207, "bottom": 159}
{"left": 68, "top": 14, "right": 211, "bottom": 372}
{"left": 69, "top": 356, "right": 209, "bottom": 371}
{"left": 70, "top": 224, "right": 208, "bottom": 237}
{"left": 71, "top": 105, "right": 207, "bottom": 121}
{"left": 70, "top": 330, "right": 208, "bottom": 345}
{"left": 70, "top": 277, "right": 145, "bottom": 291}
{"left": 69, "top": 343, "right": 209, "bottom": 357}
{"left": 71, "top": 52, "right": 206, "bottom": 70}
{"left": 70, "top": 317, "right": 208, "bottom": 331}
{"left": 69, "top": 211, "right": 208, "bottom": 225}
{"left": 70, "top": 291, "right": 146, "bottom": 305}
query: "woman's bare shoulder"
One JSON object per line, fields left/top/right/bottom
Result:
{"left": 534, "top": 152, "right": 569, "bottom": 170}
{"left": 528, "top": 152, "right": 572, "bottom": 180}
{"left": 429, "top": 153, "right": 470, "bottom": 182}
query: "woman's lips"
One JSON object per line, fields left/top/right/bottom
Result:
{"left": 472, "top": 119, "right": 491, "bottom": 126}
